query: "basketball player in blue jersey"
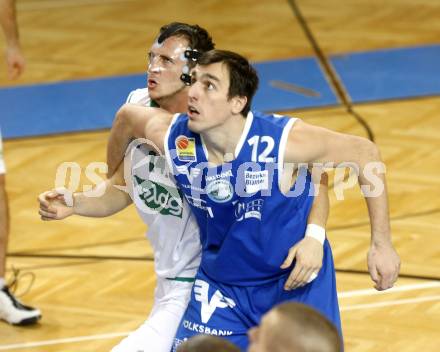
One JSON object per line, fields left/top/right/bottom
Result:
{"left": 108, "top": 50, "right": 400, "bottom": 349}
{"left": 38, "top": 24, "right": 329, "bottom": 351}
{"left": 107, "top": 49, "right": 400, "bottom": 350}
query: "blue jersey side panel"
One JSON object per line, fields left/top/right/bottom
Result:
{"left": 168, "top": 112, "right": 341, "bottom": 349}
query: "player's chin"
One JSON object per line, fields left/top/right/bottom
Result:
{"left": 187, "top": 119, "right": 203, "bottom": 133}
{"left": 148, "top": 90, "right": 160, "bottom": 100}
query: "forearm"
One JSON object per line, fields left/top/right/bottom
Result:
{"left": 307, "top": 172, "right": 329, "bottom": 228}
{"left": 107, "top": 105, "right": 137, "bottom": 177}
{"left": 0, "top": 0, "right": 20, "bottom": 47}
{"left": 73, "top": 180, "right": 131, "bottom": 217}
{"left": 363, "top": 176, "right": 392, "bottom": 245}
{"left": 357, "top": 142, "right": 392, "bottom": 244}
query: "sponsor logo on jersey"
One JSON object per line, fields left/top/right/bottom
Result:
{"left": 234, "top": 198, "right": 264, "bottom": 221}
{"left": 133, "top": 175, "right": 183, "bottom": 218}
{"left": 194, "top": 279, "right": 236, "bottom": 324}
{"left": 184, "top": 194, "right": 214, "bottom": 218}
{"left": 181, "top": 183, "right": 204, "bottom": 193}
{"left": 244, "top": 170, "right": 269, "bottom": 193}
{"left": 206, "top": 179, "right": 233, "bottom": 203}
{"left": 175, "top": 135, "right": 197, "bottom": 162}
{"left": 182, "top": 320, "right": 233, "bottom": 336}
{"left": 205, "top": 169, "right": 233, "bottom": 182}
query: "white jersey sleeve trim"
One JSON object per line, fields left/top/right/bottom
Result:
{"left": 126, "top": 88, "right": 151, "bottom": 106}
{"left": 164, "top": 113, "right": 182, "bottom": 172}
{"left": 234, "top": 111, "right": 254, "bottom": 158}
{"left": 200, "top": 135, "right": 209, "bottom": 160}
{"left": 278, "top": 117, "right": 298, "bottom": 186}
{"left": 126, "top": 90, "right": 135, "bottom": 103}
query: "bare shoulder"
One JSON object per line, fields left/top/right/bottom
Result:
{"left": 146, "top": 107, "right": 174, "bottom": 130}
{"left": 285, "top": 118, "right": 331, "bottom": 164}
{"left": 118, "top": 103, "right": 172, "bottom": 121}
{"left": 114, "top": 103, "right": 173, "bottom": 137}
{"left": 289, "top": 118, "right": 325, "bottom": 139}
{"left": 287, "top": 119, "right": 316, "bottom": 149}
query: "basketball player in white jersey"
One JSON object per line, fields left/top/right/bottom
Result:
{"left": 38, "top": 23, "right": 329, "bottom": 351}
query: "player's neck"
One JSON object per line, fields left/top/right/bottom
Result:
{"left": 157, "top": 89, "right": 188, "bottom": 114}
{"left": 202, "top": 114, "right": 246, "bottom": 165}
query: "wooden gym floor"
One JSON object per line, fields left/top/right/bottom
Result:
{"left": 1, "top": 1, "right": 439, "bottom": 351}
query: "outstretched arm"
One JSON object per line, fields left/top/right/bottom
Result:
{"left": 286, "top": 120, "right": 400, "bottom": 290}
{"left": 107, "top": 104, "right": 172, "bottom": 177}
{"left": 38, "top": 162, "right": 131, "bottom": 220}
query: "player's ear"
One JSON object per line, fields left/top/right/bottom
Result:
{"left": 231, "top": 95, "right": 247, "bottom": 115}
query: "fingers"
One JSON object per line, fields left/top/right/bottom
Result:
{"left": 38, "top": 190, "right": 61, "bottom": 215}
{"left": 280, "top": 245, "right": 297, "bottom": 269}
{"left": 39, "top": 208, "right": 58, "bottom": 220}
{"left": 38, "top": 190, "right": 60, "bottom": 204}
{"left": 282, "top": 245, "right": 310, "bottom": 290}
{"left": 284, "top": 266, "right": 320, "bottom": 290}
{"left": 284, "top": 260, "right": 321, "bottom": 290}
{"left": 38, "top": 191, "right": 51, "bottom": 208}
{"left": 368, "top": 242, "right": 402, "bottom": 291}
{"left": 7, "top": 61, "right": 24, "bottom": 80}
{"left": 293, "top": 266, "right": 311, "bottom": 289}
{"left": 40, "top": 215, "right": 55, "bottom": 221}
{"left": 379, "top": 267, "right": 395, "bottom": 290}
{"left": 6, "top": 49, "right": 25, "bottom": 80}
{"left": 284, "top": 264, "right": 304, "bottom": 290}
{"left": 283, "top": 239, "right": 323, "bottom": 290}
{"left": 375, "top": 264, "right": 400, "bottom": 291}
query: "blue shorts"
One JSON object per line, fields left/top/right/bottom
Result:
{"left": 172, "top": 242, "right": 341, "bottom": 351}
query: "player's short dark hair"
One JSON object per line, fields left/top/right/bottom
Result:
{"left": 158, "top": 22, "right": 215, "bottom": 53}
{"left": 197, "top": 50, "right": 259, "bottom": 116}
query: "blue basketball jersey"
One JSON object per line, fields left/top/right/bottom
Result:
{"left": 165, "top": 111, "right": 315, "bottom": 286}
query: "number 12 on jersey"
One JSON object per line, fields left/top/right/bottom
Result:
{"left": 247, "top": 135, "right": 275, "bottom": 162}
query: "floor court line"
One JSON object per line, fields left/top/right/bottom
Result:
{"left": 0, "top": 332, "right": 130, "bottom": 351}
{"left": 341, "top": 294, "right": 440, "bottom": 312}
{"left": 19, "top": 0, "right": 140, "bottom": 11}
{"left": 1, "top": 282, "right": 439, "bottom": 350}
{"left": 338, "top": 281, "right": 440, "bottom": 298}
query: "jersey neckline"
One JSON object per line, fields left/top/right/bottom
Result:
{"left": 199, "top": 111, "right": 254, "bottom": 169}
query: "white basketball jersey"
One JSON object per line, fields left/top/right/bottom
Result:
{"left": 125, "top": 88, "right": 201, "bottom": 279}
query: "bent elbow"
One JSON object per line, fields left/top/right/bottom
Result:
{"left": 366, "top": 139, "right": 381, "bottom": 161}
{"left": 113, "top": 103, "right": 132, "bottom": 128}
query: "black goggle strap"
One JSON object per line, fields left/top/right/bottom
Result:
{"left": 180, "top": 49, "right": 202, "bottom": 86}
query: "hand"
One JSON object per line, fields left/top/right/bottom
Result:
{"left": 281, "top": 237, "right": 324, "bottom": 290}
{"left": 38, "top": 189, "right": 74, "bottom": 220}
{"left": 5, "top": 45, "right": 25, "bottom": 79}
{"left": 367, "top": 241, "right": 400, "bottom": 290}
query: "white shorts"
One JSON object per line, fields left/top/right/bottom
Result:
{"left": 111, "top": 277, "right": 193, "bottom": 352}
{"left": 0, "top": 131, "right": 5, "bottom": 175}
